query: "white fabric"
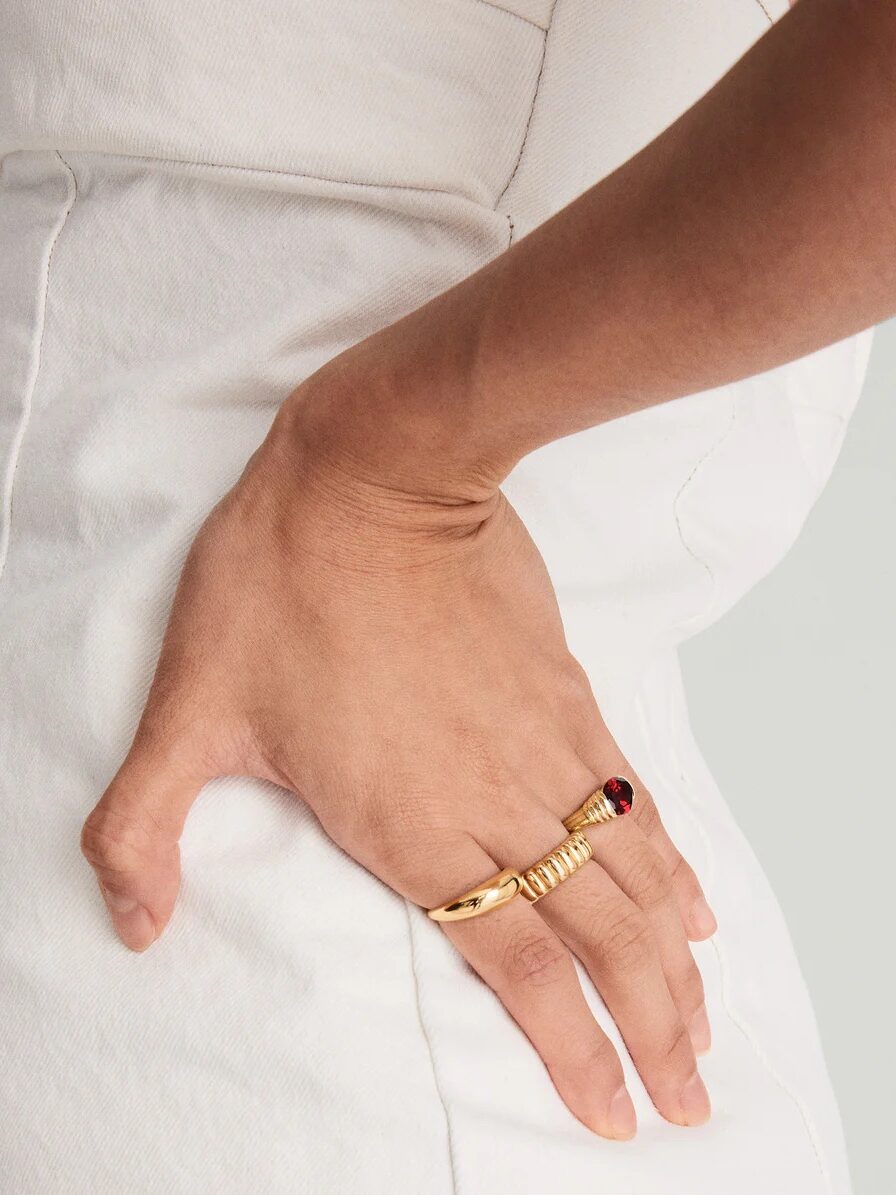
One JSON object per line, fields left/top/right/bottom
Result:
{"left": 0, "top": 1, "right": 871, "bottom": 1191}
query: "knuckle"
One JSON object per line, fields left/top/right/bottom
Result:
{"left": 337, "top": 776, "right": 458, "bottom": 862}
{"left": 337, "top": 798, "right": 405, "bottom": 866}
{"left": 668, "top": 850, "right": 699, "bottom": 894}
{"left": 348, "top": 785, "right": 396, "bottom": 843}
{"left": 555, "top": 659, "right": 595, "bottom": 710}
{"left": 574, "top": 1033, "right": 621, "bottom": 1082}
{"left": 623, "top": 851, "right": 673, "bottom": 913}
{"left": 80, "top": 806, "right": 157, "bottom": 875}
{"left": 450, "top": 718, "right": 516, "bottom": 798}
{"left": 634, "top": 794, "right": 661, "bottom": 839}
{"left": 326, "top": 770, "right": 473, "bottom": 900}
{"left": 376, "top": 825, "right": 445, "bottom": 881}
{"left": 333, "top": 765, "right": 405, "bottom": 835}
{"left": 676, "top": 965, "right": 706, "bottom": 1015}
{"left": 502, "top": 927, "right": 571, "bottom": 990}
{"left": 660, "top": 1020, "right": 694, "bottom": 1070}
{"left": 594, "top": 906, "right": 656, "bottom": 976}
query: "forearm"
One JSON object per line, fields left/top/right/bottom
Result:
{"left": 288, "top": 0, "right": 896, "bottom": 495}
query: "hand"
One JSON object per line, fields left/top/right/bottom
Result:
{"left": 81, "top": 363, "right": 717, "bottom": 1140}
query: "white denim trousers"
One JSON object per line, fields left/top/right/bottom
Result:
{"left": 0, "top": 2, "right": 872, "bottom": 1192}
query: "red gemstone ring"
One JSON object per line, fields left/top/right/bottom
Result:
{"left": 562, "top": 776, "right": 634, "bottom": 832}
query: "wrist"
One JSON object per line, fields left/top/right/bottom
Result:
{"left": 266, "top": 344, "right": 503, "bottom": 541}
{"left": 274, "top": 264, "right": 525, "bottom": 507}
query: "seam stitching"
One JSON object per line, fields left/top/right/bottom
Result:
{"left": 753, "top": 0, "right": 775, "bottom": 24}
{"left": 671, "top": 393, "right": 739, "bottom": 629}
{"left": 496, "top": 0, "right": 560, "bottom": 239}
{"left": 474, "top": 0, "right": 548, "bottom": 32}
{"left": 633, "top": 691, "right": 832, "bottom": 1192}
{"left": 0, "top": 149, "right": 76, "bottom": 589}
{"left": 706, "top": 933, "right": 833, "bottom": 1191}
{"left": 58, "top": 147, "right": 496, "bottom": 214}
{"left": 403, "top": 901, "right": 459, "bottom": 1195}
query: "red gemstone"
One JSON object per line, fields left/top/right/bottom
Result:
{"left": 603, "top": 776, "right": 633, "bottom": 816}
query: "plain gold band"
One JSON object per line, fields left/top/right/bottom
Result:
{"left": 426, "top": 868, "right": 523, "bottom": 922}
{"left": 427, "top": 831, "right": 593, "bottom": 922}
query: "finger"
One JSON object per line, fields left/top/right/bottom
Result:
{"left": 564, "top": 707, "right": 718, "bottom": 941}
{"left": 482, "top": 795, "right": 711, "bottom": 1128}
{"left": 541, "top": 744, "right": 712, "bottom": 1051}
{"left": 585, "top": 817, "right": 709, "bottom": 1054}
{"left": 539, "top": 743, "right": 711, "bottom": 1023}
{"left": 633, "top": 795, "right": 718, "bottom": 942}
{"left": 397, "top": 836, "right": 637, "bottom": 1141}
{"left": 81, "top": 721, "right": 212, "bottom": 951}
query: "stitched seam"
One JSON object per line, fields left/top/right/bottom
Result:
{"left": 753, "top": 0, "right": 775, "bottom": 24}
{"left": 706, "top": 934, "right": 833, "bottom": 1192}
{"left": 474, "top": 0, "right": 548, "bottom": 32}
{"left": 671, "top": 393, "right": 739, "bottom": 629}
{"left": 495, "top": 0, "right": 560, "bottom": 235}
{"left": 0, "top": 149, "right": 76, "bottom": 590}
{"left": 403, "top": 901, "right": 459, "bottom": 1195}
{"left": 633, "top": 689, "right": 833, "bottom": 1192}
{"left": 62, "top": 147, "right": 496, "bottom": 214}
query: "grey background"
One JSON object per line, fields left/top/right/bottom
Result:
{"left": 681, "top": 318, "right": 896, "bottom": 1194}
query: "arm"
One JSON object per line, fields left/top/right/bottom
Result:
{"left": 291, "top": 0, "right": 896, "bottom": 494}
{"left": 80, "top": 0, "right": 892, "bottom": 1143}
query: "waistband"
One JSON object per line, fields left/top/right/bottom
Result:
{"left": 0, "top": 0, "right": 551, "bottom": 207}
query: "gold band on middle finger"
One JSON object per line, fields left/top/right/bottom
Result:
{"left": 519, "top": 830, "right": 593, "bottom": 903}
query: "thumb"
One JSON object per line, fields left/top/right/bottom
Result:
{"left": 81, "top": 728, "right": 211, "bottom": 951}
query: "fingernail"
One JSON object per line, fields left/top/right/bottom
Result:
{"left": 689, "top": 897, "right": 718, "bottom": 939}
{"left": 608, "top": 1085, "right": 637, "bottom": 1140}
{"left": 688, "top": 1004, "right": 712, "bottom": 1055}
{"left": 100, "top": 886, "right": 156, "bottom": 952}
{"left": 678, "top": 1072, "right": 711, "bottom": 1127}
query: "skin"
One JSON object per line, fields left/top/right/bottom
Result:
{"left": 81, "top": 0, "right": 896, "bottom": 1142}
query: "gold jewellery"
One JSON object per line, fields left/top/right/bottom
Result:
{"left": 427, "top": 776, "right": 635, "bottom": 923}
{"left": 563, "top": 775, "right": 634, "bottom": 832}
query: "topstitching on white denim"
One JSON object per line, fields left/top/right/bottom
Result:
{"left": 0, "top": 150, "right": 76, "bottom": 595}
{"left": 634, "top": 691, "right": 834, "bottom": 1194}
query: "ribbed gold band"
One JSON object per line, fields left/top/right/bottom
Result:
{"left": 563, "top": 790, "right": 618, "bottom": 832}
{"left": 519, "top": 830, "right": 592, "bottom": 902}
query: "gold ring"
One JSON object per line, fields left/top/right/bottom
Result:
{"left": 563, "top": 775, "right": 635, "bottom": 832}
{"left": 427, "top": 831, "right": 593, "bottom": 922}
{"left": 518, "top": 830, "right": 592, "bottom": 903}
{"left": 426, "top": 868, "right": 523, "bottom": 922}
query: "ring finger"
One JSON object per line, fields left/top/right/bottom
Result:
{"left": 585, "top": 816, "right": 710, "bottom": 1054}
{"left": 550, "top": 752, "right": 711, "bottom": 1044}
{"left": 570, "top": 733, "right": 717, "bottom": 943}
